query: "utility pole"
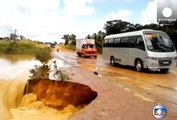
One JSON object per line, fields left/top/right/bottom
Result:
{"left": 14, "top": 29, "right": 17, "bottom": 35}
{"left": 14, "top": 29, "right": 17, "bottom": 39}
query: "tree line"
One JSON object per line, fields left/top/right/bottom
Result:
{"left": 62, "top": 20, "right": 177, "bottom": 53}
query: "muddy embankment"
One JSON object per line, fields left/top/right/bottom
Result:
{"left": 25, "top": 78, "right": 98, "bottom": 110}
{"left": 1, "top": 78, "right": 97, "bottom": 120}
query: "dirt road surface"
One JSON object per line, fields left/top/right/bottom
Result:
{"left": 54, "top": 47, "right": 177, "bottom": 120}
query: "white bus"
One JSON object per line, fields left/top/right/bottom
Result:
{"left": 103, "top": 29, "right": 177, "bottom": 73}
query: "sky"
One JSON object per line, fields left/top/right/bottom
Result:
{"left": 0, "top": 0, "right": 161, "bottom": 43}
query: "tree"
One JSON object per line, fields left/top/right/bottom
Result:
{"left": 134, "top": 24, "right": 143, "bottom": 30}
{"left": 62, "top": 34, "right": 70, "bottom": 45}
{"left": 69, "top": 34, "right": 76, "bottom": 45}
{"left": 104, "top": 20, "right": 130, "bottom": 35}
{"left": 29, "top": 48, "right": 52, "bottom": 79}
{"left": 143, "top": 23, "right": 158, "bottom": 29}
{"left": 62, "top": 34, "right": 76, "bottom": 46}
{"left": 86, "top": 31, "right": 106, "bottom": 53}
{"left": 86, "top": 34, "right": 91, "bottom": 39}
{"left": 54, "top": 41, "right": 57, "bottom": 45}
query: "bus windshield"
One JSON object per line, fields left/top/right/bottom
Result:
{"left": 144, "top": 32, "right": 176, "bottom": 52}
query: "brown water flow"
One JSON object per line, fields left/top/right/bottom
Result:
{"left": 0, "top": 55, "right": 79, "bottom": 120}
{"left": 0, "top": 56, "right": 39, "bottom": 120}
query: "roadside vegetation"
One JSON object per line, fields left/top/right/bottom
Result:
{"left": 29, "top": 44, "right": 69, "bottom": 81}
{"left": 63, "top": 44, "right": 76, "bottom": 50}
{"left": 61, "top": 34, "right": 76, "bottom": 50}
{"left": 0, "top": 39, "right": 49, "bottom": 55}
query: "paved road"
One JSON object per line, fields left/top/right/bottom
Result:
{"left": 55, "top": 51, "right": 177, "bottom": 119}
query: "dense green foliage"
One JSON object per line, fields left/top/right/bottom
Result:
{"left": 29, "top": 42, "right": 52, "bottom": 79}
{"left": 34, "top": 48, "right": 52, "bottom": 64}
{"left": 64, "top": 44, "right": 76, "bottom": 50}
{"left": 62, "top": 34, "right": 76, "bottom": 46}
{"left": 0, "top": 39, "right": 49, "bottom": 54}
{"left": 61, "top": 34, "right": 76, "bottom": 50}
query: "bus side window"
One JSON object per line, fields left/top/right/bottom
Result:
{"left": 104, "top": 39, "right": 110, "bottom": 47}
{"left": 114, "top": 38, "right": 121, "bottom": 47}
{"left": 129, "top": 36, "right": 136, "bottom": 48}
{"left": 109, "top": 39, "right": 114, "bottom": 47}
{"left": 136, "top": 36, "right": 145, "bottom": 50}
{"left": 120, "top": 37, "right": 129, "bottom": 47}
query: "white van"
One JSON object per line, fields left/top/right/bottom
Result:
{"left": 103, "top": 29, "right": 177, "bottom": 73}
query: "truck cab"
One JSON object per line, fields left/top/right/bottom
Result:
{"left": 76, "top": 39, "right": 97, "bottom": 58}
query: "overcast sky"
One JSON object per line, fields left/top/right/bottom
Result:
{"left": 0, "top": 0, "right": 158, "bottom": 43}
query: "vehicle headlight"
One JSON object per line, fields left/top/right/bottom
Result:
{"left": 147, "top": 56, "right": 158, "bottom": 60}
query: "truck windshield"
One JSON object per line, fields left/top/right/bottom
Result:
{"left": 83, "top": 44, "right": 95, "bottom": 49}
{"left": 144, "top": 32, "right": 176, "bottom": 52}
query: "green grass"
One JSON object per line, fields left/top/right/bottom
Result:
{"left": 0, "top": 39, "right": 50, "bottom": 55}
{"left": 64, "top": 44, "right": 76, "bottom": 50}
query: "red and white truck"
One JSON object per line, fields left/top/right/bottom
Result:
{"left": 76, "top": 39, "right": 97, "bottom": 58}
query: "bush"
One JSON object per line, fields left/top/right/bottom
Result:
{"left": 34, "top": 48, "right": 52, "bottom": 64}
{"left": 55, "top": 70, "right": 69, "bottom": 82}
{"left": 65, "top": 44, "right": 76, "bottom": 50}
{"left": 29, "top": 65, "right": 50, "bottom": 79}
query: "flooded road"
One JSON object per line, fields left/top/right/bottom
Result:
{"left": 1, "top": 51, "right": 177, "bottom": 119}
{"left": 0, "top": 54, "right": 77, "bottom": 120}
{"left": 57, "top": 51, "right": 177, "bottom": 117}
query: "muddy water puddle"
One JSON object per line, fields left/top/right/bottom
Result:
{"left": 0, "top": 55, "right": 79, "bottom": 120}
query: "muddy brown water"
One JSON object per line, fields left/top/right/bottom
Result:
{"left": 0, "top": 55, "right": 78, "bottom": 120}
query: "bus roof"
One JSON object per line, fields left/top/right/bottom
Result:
{"left": 104, "top": 29, "right": 165, "bottom": 39}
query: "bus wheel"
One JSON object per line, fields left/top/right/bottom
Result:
{"left": 110, "top": 57, "right": 115, "bottom": 66}
{"left": 135, "top": 60, "right": 143, "bottom": 72}
{"left": 160, "top": 68, "right": 169, "bottom": 74}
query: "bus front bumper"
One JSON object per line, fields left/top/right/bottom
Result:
{"left": 144, "top": 59, "right": 177, "bottom": 70}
